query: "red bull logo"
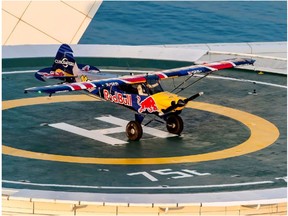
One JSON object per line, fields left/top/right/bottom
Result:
{"left": 137, "top": 96, "right": 158, "bottom": 113}
{"left": 43, "top": 69, "right": 72, "bottom": 78}
{"left": 53, "top": 69, "right": 66, "bottom": 76}
{"left": 40, "top": 70, "right": 64, "bottom": 78}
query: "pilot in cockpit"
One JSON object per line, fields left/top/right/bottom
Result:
{"left": 136, "top": 84, "right": 148, "bottom": 96}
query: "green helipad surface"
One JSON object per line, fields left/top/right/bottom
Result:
{"left": 2, "top": 60, "right": 287, "bottom": 195}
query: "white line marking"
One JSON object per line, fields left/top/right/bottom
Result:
{"left": 2, "top": 180, "right": 274, "bottom": 190}
{"left": 200, "top": 74, "right": 287, "bottom": 89}
{"left": 96, "top": 115, "right": 177, "bottom": 138}
{"left": 142, "top": 126, "right": 177, "bottom": 138}
{"left": 91, "top": 127, "right": 125, "bottom": 135}
{"left": 2, "top": 70, "right": 37, "bottom": 74}
{"left": 96, "top": 116, "right": 130, "bottom": 125}
{"left": 49, "top": 116, "right": 175, "bottom": 145}
{"left": 49, "top": 123, "right": 128, "bottom": 145}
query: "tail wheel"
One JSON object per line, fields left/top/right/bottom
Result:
{"left": 126, "top": 121, "right": 143, "bottom": 141}
{"left": 166, "top": 115, "right": 184, "bottom": 135}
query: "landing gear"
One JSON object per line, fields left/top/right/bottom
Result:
{"left": 125, "top": 114, "right": 183, "bottom": 141}
{"left": 126, "top": 121, "right": 143, "bottom": 141}
{"left": 166, "top": 114, "right": 183, "bottom": 135}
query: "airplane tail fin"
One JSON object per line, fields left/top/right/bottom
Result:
{"left": 52, "top": 44, "right": 76, "bottom": 74}
{"left": 35, "top": 44, "right": 79, "bottom": 83}
{"left": 35, "top": 44, "right": 103, "bottom": 83}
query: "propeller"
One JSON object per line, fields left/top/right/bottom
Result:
{"left": 162, "top": 92, "right": 204, "bottom": 114}
{"left": 184, "top": 92, "right": 204, "bottom": 103}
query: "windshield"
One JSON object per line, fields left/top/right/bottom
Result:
{"left": 146, "top": 75, "right": 163, "bottom": 95}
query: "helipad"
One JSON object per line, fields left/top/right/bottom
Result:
{"left": 2, "top": 66, "right": 287, "bottom": 198}
{"left": 1, "top": 44, "right": 287, "bottom": 216}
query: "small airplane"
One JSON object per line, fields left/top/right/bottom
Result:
{"left": 25, "top": 44, "right": 255, "bottom": 141}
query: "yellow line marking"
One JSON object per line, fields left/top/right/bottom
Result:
{"left": 2, "top": 95, "right": 97, "bottom": 110}
{"left": 2, "top": 95, "right": 280, "bottom": 165}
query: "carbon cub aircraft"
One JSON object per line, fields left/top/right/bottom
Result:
{"left": 25, "top": 44, "right": 255, "bottom": 141}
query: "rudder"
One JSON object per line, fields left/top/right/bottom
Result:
{"left": 35, "top": 44, "right": 104, "bottom": 83}
{"left": 52, "top": 44, "right": 77, "bottom": 82}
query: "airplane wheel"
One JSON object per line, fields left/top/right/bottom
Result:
{"left": 166, "top": 115, "right": 183, "bottom": 135}
{"left": 126, "top": 121, "right": 143, "bottom": 141}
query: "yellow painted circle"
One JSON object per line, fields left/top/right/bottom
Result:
{"left": 2, "top": 95, "right": 279, "bottom": 165}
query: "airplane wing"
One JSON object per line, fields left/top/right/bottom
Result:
{"left": 24, "top": 78, "right": 119, "bottom": 95}
{"left": 156, "top": 58, "right": 255, "bottom": 79}
{"left": 24, "top": 58, "right": 255, "bottom": 95}
{"left": 24, "top": 75, "right": 147, "bottom": 95}
{"left": 35, "top": 64, "right": 101, "bottom": 82}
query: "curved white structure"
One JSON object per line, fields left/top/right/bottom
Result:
{"left": 3, "top": 42, "right": 287, "bottom": 74}
{"left": 2, "top": 1, "right": 102, "bottom": 45}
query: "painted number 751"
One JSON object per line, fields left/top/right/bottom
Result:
{"left": 127, "top": 169, "right": 211, "bottom": 182}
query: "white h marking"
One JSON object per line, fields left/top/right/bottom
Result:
{"left": 49, "top": 115, "right": 176, "bottom": 145}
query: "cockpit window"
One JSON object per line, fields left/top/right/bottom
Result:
{"left": 117, "top": 84, "right": 138, "bottom": 94}
{"left": 146, "top": 75, "right": 163, "bottom": 95}
{"left": 116, "top": 75, "right": 164, "bottom": 95}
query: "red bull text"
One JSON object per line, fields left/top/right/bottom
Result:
{"left": 103, "top": 89, "right": 132, "bottom": 106}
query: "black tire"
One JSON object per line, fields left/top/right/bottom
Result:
{"left": 166, "top": 115, "right": 184, "bottom": 135}
{"left": 126, "top": 121, "right": 143, "bottom": 141}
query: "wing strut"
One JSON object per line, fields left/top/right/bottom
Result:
{"left": 171, "top": 74, "right": 194, "bottom": 93}
{"left": 172, "top": 72, "right": 211, "bottom": 94}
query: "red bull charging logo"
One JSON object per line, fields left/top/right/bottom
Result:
{"left": 137, "top": 96, "right": 158, "bottom": 113}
